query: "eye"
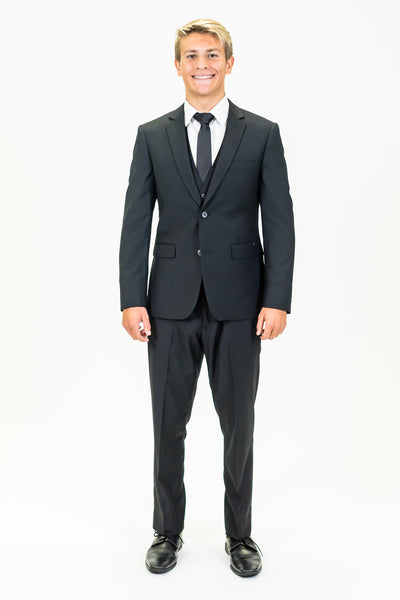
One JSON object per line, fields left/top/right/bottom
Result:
{"left": 186, "top": 54, "right": 196, "bottom": 59}
{"left": 208, "top": 53, "right": 218, "bottom": 58}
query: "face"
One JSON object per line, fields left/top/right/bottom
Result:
{"left": 174, "top": 32, "right": 234, "bottom": 102}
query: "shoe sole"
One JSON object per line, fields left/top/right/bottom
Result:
{"left": 225, "top": 542, "right": 262, "bottom": 578}
{"left": 145, "top": 559, "right": 178, "bottom": 574}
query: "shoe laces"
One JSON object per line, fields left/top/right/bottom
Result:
{"left": 229, "top": 535, "right": 263, "bottom": 556}
{"left": 153, "top": 530, "right": 184, "bottom": 547}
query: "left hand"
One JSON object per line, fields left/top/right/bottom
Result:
{"left": 256, "top": 307, "right": 287, "bottom": 340}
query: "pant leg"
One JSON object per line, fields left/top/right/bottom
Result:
{"left": 147, "top": 286, "right": 205, "bottom": 535}
{"left": 200, "top": 295, "right": 261, "bottom": 539}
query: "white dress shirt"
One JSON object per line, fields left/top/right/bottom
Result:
{"left": 184, "top": 95, "right": 229, "bottom": 166}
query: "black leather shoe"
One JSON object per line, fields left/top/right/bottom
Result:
{"left": 225, "top": 535, "right": 263, "bottom": 577}
{"left": 145, "top": 531, "right": 183, "bottom": 574}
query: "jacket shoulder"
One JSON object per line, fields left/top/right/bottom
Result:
{"left": 229, "top": 100, "right": 276, "bottom": 130}
{"left": 138, "top": 105, "right": 183, "bottom": 133}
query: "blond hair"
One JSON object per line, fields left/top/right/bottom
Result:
{"left": 175, "top": 18, "right": 233, "bottom": 61}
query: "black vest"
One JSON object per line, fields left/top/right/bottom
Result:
{"left": 184, "top": 128, "right": 222, "bottom": 202}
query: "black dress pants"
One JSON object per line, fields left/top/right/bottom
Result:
{"left": 147, "top": 281, "right": 261, "bottom": 539}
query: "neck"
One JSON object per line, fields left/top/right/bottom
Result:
{"left": 185, "top": 91, "right": 225, "bottom": 113}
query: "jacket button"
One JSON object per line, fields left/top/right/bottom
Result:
{"left": 201, "top": 211, "right": 208, "bottom": 218}
{"left": 201, "top": 193, "right": 205, "bottom": 199}
{"left": 197, "top": 249, "right": 202, "bottom": 256}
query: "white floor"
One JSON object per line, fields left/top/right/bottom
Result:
{"left": 2, "top": 476, "right": 399, "bottom": 600}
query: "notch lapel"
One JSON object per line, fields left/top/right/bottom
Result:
{"left": 166, "top": 104, "right": 201, "bottom": 207}
{"left": 202, "top": 100, "right": 246, "bottom": 208}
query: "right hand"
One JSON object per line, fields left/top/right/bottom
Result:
{"left": 122, "top": 306, "right": 152, "bottom": 342}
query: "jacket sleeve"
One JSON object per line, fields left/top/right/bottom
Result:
{"left": 119, "top": 125, "right": 156, "bottom": 311}
{"left": 259, "top": 122, "right": 295, "bottom": 313}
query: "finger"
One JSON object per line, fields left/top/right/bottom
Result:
{"left": 141, "top": 312, "right": 152, "bottom": 336}
{"left": 267, "top": 325, "right": 283, "bottom": 340}
{"left": 136, "top": 322, "right": 150, "bottom": 342}
{"left": 256, "top": 314, "right": 264, "bottom": 336}
{"left": 261, "top": 324, "right": 273, "bottom": 340}
{"left": 126, "top": 319, "right": 148, "bottom": 342}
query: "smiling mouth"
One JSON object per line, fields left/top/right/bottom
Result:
{"left": 192, "top": 75, "right": 215, "bottom": 79}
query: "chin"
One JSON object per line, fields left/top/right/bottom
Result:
{"left": 192, "top": 84, "right": 219, "bottom": 93}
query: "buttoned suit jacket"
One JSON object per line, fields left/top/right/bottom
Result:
{"left": 119, "top": 99, "right": 295, "bottom": 320}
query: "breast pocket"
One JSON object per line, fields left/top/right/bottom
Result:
{"left": 228, "top": 159, "right": 258, "bottom": 172}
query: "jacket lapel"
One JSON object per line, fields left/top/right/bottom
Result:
{"left": 166, "top": 104, "right": 201, "bottom": 207}
{"left": 203, "top": 100, "right": 246, "bottom": 208}
{"left": 165, "top": 100, "right": 247, "bottom": 209}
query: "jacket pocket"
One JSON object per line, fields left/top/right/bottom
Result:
{"left": 153, "top": 242, "right": 176, "bottom": 258}
{"left": 231, "top": 241, "right": 261, "bottom": 259}
{"left": 228, "top": 159, "right": 258, "bottom": 171}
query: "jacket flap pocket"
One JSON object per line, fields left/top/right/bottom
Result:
{"left": 153, "top": 242, "right": 176, "bottom": 258}
{"left": 231, "top": 241, "right": 260, "bottom": 259}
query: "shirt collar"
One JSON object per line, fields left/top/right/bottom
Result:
{"left": 184, "top": 95, "right": 229, "bottom": 127}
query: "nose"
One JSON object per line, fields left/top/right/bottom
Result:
{"left": 196, "top": 55, "right": 208, "bottom": 69}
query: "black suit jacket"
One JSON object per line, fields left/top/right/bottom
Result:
{"left": 119, "top": 99, "right": 295, "bottom": 320}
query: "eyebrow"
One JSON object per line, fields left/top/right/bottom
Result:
{"left": 183, "top": 48, "right": 221, "bottom": 54}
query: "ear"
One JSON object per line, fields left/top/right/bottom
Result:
{"left": 174, "top": 59, "right": 182, "bottom": 76}
{"left": 225, "top": 56, "right": 234, "bottom": 74}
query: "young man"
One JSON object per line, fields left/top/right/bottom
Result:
{"left": 119, "top": 19, "right": 295, "bottom": 577}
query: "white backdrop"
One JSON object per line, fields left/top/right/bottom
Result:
{"left": 1, "top": 1, "right": 399, "bottom": 598}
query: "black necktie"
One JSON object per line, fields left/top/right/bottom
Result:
{"left": 193, "top": 112, "right": 215, "bottom": 181}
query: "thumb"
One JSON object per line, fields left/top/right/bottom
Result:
{"left": 256, "top": 313, "right": 264, "bottom": 336}
{"left": 141, "top": 310, "right": 152, "bottom": 335}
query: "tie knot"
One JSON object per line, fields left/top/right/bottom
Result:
{"left": 193, "top": 112, "right": 215, "bottom": 126}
